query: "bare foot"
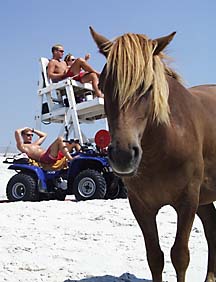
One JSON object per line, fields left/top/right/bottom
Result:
{"left": 95, "top": 93, "right": 104, "bottom": 98}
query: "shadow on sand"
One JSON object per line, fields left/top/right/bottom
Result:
{"left": 64, "top": 272, "right": 151, "bottom": 282}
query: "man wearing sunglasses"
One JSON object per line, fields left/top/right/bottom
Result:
{"left": 15, "top": 127, "right": 80, "bottom": 165}
{"left": 47, "top": 44, "right": 104, "bottom": 98}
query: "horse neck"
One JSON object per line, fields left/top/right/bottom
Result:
{"left": 167, "top": 75, "right": 198, "bottom": 123}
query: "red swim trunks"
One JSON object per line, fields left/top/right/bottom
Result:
{"left": 39, "top": 146, "right": 58, "bottom": 165}
{"left": 64, "top": 70, "right": 85, "bottom": 82}
{"left": 57, "top": 151, "right": 64, "bottom": 160}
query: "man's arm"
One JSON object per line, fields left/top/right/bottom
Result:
{"left": 32, "top": 128, "right": 47, "bottom": 145}
{"left": 47, "top": 60, "right": 65, "bottom": 81}
{"left": 15, "top": 127, "right": 28, "bottom": 152}
{"left": 84, "top": 53, "right": 90, "bottom": 61}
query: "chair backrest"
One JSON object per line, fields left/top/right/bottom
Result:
{"left": 38, "top": 57, "right": 50, "bottom": 89}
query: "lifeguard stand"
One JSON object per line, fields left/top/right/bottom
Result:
{"left": 35, "top": 57, "right": 107, "bottom": 144}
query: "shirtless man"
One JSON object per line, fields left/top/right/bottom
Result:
{"left": 47, "top": 44, "right": 104, "bottom": 98}
{"left": 15, "top": 127, "right": 80, "bottom": 164}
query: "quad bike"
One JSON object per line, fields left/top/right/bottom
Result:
{"left": 4, "top": 130, "right": 127, "bottom": 202}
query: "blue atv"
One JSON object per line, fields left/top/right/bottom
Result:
{"left": 4, "top": 132, "right": 127, "bottom": 202}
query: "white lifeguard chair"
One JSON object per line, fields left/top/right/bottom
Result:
{"left": 35, "top": 57, "right": 106, "bottom": 144}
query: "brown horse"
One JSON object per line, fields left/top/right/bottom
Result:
{"left": 90, "top": 26, "right": 216, "bottom": 282}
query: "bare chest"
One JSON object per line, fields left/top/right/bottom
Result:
{"left": 54, "top": 61, "right": 67, "bottom": 73}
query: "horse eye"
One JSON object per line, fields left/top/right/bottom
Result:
{"left": 142, "top": 85, "right": 152, "bottom": 100}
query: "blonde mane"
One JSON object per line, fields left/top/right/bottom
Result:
{"left": 103, "top": 33, "right": 181, "bottom": 125}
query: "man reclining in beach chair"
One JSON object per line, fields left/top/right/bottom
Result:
{"left": 15, "top": 127, "right": 81, "bottom": 170}
{"left": 47, "top": 44, "right": 104, "bottom": 98}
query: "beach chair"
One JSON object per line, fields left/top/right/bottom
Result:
{"left": 35, "top": 57, "right": 106, "bottom": 144}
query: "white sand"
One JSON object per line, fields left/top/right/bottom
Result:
{"left": 0, "top": 157, "right": 208, "bottom": 281}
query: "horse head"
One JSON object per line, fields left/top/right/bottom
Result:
{"left": 90, "top": 27, "right": 176, "bottom": 176}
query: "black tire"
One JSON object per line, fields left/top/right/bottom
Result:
{"left": 117, "top": 179, "right": 128, "bottom": 199}
{"left": 105, "top": 175, "right": 128, "bottom": 199}
{"left": 73, "top": 169, "right": 107, "bottom": 201}
{"left": 6, "top": 173, "right": 38, "bottom": 202}
{"left": 104, "top": 173, "right": 120, "bottom": 200}
{"left": 55, "top": 189, "right": 66, "bottom": 201}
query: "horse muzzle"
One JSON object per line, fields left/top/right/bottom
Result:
{"left": 108, "top": 143, "right": 142, "bottom": 176}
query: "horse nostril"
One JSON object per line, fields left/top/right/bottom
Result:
{"left": 132, "top": 146, "right": 139, "bottom": 160}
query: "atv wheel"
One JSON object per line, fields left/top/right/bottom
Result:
{"left": 73, "top": 169, "right": 107, "bottom": 201}
{"left": 55, "top": 189, "right": 66, "bottom": 201}
{"left": 117, "top": 179, "right": 128, "bottom": 199}
{"left": 6, "top": 173, "right": 38, "bottom": 202}
{"left": 105, "top": 175, "right": 127, "bottom": 199}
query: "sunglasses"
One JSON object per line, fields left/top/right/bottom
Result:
{"left": 58, "top": 50, "right": 64, "bottom": 53}
{"left": 25, "top": 134, "right": 33, "bottom": 137}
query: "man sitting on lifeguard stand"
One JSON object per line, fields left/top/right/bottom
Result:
{"left": 47, "top": 44, "right": 104, "bottom": 98}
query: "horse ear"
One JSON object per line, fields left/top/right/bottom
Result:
{"left": 153, "top": 32, "right": 176, "bottom": 55}
{"left": 89, "top": 26, "right": 111, "bottom": 57}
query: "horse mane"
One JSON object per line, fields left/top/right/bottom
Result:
{"left": 103, "top": 33, "right": 182, "bottom": 125}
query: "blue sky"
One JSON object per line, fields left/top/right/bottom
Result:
{"left": 0, "top": 0, "right": 216, "bottom": 148}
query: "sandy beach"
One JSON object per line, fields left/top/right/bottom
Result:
{"left": 0, "top": 156, "right": 208, "bottom": 282}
